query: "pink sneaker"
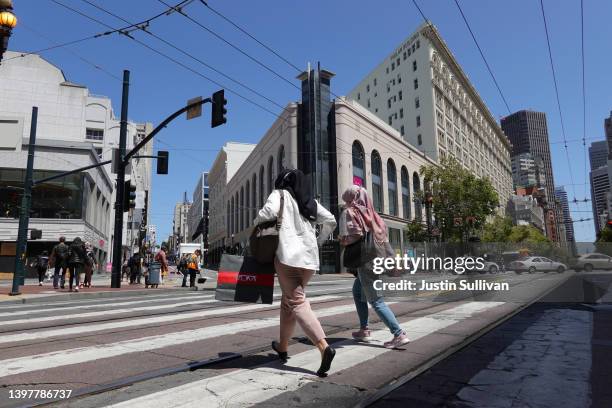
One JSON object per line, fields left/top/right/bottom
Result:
{"left": 352, "top": 328, "right": 372, "bottom": 342}
{"left": 384, "top": 331, "right": 410, "bottom": 349}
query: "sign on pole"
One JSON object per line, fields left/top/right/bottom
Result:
{"left": 186, "top": 96, "right": 202, "bottom": 120}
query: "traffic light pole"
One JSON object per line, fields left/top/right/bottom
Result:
{"left": 111, "top": 70, "right": 130, "bottom": 289}
{"left": 9, "top": 107, "right": 38, "bottom": 296}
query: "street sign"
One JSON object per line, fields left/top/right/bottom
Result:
{"left": 186, "top": 96, "right": 202, "bottom": 120}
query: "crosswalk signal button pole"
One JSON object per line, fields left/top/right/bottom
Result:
{"left": 211, "top": 89, "right": 227, "bottom": 128}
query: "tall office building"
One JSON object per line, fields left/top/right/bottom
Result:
{"left": 554, "top": 187, "right": 574, "bottom": 242}
{"left": 187, "top": 172, "right": 209, "bottom": 256}
{"left": 605, "top": 111, "right": 612, "bottom": 159}
{"left": 511, "top": 152, "right": 546, "bottom": 190}
{"left": 501, "top": 110, "right": 563, "bottom": 241}
{"left": 589, "top": 140, "right": 608, "bottom": 170}
{"left": 348, "top": 23, "right": 513, "bottom": 205}
{"left": 591, "top": 166, "right": 610, "bottom": 232}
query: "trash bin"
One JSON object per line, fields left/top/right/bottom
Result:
{"left": 147, "top": 262, "right": 161, "bottom": 288}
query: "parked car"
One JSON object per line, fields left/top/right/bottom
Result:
{"left": 573, "top": 253, "right": 612, "bottom": 272}
{"left": 508, "top": 257, "right": 567, "bottom": 273}
{"left": 474, "top": 261, "right": 502, "bottom": 274}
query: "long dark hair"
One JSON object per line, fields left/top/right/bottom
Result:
{"left": 274, "top": 169, "right": 317, "bottom": 221}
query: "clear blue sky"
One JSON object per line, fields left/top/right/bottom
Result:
{"left": 8, "top": 0, "right": 612, "bottom": 243}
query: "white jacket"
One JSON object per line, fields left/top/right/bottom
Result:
{"left": 253, "top": 189, "right": 337, "bottom": 270}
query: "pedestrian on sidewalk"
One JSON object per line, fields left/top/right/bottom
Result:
{"left": 34, "top": 250, "right": 50, "bottom": 286}
{"left": 50, "top": 236, "right": 69, "bottom": 289}
{"left": 178, "top": 254, "right": 188, "bottom": 286}
{"left": 155, "top": 246, "right": 168, "bottom": 285}
{"left": 254, "top": 168, "right": 337, "bottom": 377}
{"left": 183, "top": 249, "right": 202, "bottom": 288}
{"left": 128, "top": 253, "right": 142, "bottom": 284}
{"left": 67, "top": 237, "right": 86, "bottom": 292}
{"left": 83, "top": 242, "right": 96, "bottom": 288}
{"left": 338, "top": 185, "right": 410, "bottom": 349}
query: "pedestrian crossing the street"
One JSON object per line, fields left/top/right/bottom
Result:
{"left": 0, "top": 286, "right": 509, "bottom": 408}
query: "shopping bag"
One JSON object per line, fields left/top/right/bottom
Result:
{"left": 215, "top": 254, "right": 275, "bottom": 304}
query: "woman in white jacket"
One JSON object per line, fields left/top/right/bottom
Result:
{"left": 254, "top": 169, "right": 337, "bottom": 377}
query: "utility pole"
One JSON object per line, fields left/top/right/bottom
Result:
{"left": 9, "top": 107, "right": 38, "bottom": 296}
{"left": 111, "top": 70, "right": 130, "bottom": 288}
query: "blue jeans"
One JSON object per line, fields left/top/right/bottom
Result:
{"left": 353, "top": 270, "right": 403, "bottom": 337}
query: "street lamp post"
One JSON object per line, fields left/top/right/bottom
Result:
{"left": 0, "top": 0, "right": 17, "bottom": 64}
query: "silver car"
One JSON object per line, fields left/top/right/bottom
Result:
{"left": 508, "top": 256, "right": 567, "bottom": 273}
{"left": 574, "top": 253, "right": 612, "bottom": 272}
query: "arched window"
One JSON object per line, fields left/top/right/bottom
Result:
{"left": 277, "top": 145, "right": 285, "bottom": 173}
{"left": 352, "top": 141, "right": 366, "bottom": 186}
{"left": 240, "top": 187, "right": 244, "bottom": 231}
{"left": 401, "top": 166, "right": 411, "bottom": 219}
{"left": 413, "top": 172, "right": 422, "bottom": 221}
{"left": 371, "top": 151, "right": 384, "bottom": 213}
{"left": 387, "top": 159, "right": 398, "bottom": 216}
{"left": 226, "top": 200, "right": 230, "bottom": 235}
{"left": 267, "top": 156, "right": 274, "bottom": 196}
{"left": 251, "top": 174, "right": 257, "bottom": 222}
{"left": 259, "top": 165, "right": 265, "bottom": 207}
{"left": 245, "top": 181, "right": 250, "bottom": 228}
{"left": 234, "top": 192, "right": 239, "bottom": 233}
{"left": 230, "top": 197, "right": 234, "bottom": 235}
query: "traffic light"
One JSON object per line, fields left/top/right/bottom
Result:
{"left": 123, "top": 180, "right": 136, "bottom": 212}
{"left": 211, "top": 89, "right": 227, "bottom": 128}
{"left": 157, "top": 151, "right": 169, "bottom": 174}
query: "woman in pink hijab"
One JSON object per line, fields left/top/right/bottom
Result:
{"left": 339, "top": 185, "right": 410, "bottom": 349}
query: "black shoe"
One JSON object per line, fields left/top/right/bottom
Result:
{"left": 316, "top": 346, "right": 336, "bottom": 377}
{"left": 271, "top": 341, "right": 288, "bottom": 363}
{"left": 60, "top": 285, "right": 65, "bottom": 289}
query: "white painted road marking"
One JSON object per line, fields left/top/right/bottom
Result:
{"left": 104, "top": 302, "right": 504, "bottom": 408}
{"left": 0, "top": 295, "right": 342, "bottom": 344}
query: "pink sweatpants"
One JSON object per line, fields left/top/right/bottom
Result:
{"left": 275, "top": 258, "right": 326, "bottom": 345}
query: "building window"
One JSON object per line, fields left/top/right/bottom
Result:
{"left": 415, "top": 97, "right": 420, "bottom": 109}
{"left": 267, "top": 156, "right": 274, "bottom": 196}
{"left": 392, "top": 79, "right": 396, "bottom": 86}
{"left": 371, "top": 151, "right": 384, "bottom": 213}
{"left": 416, "top": 39, "right": 420, "bottom": 48}
{"left": 392, "top": 62, "right": 395, "bottom": 70}
{"left": 230, "top": 197, "right": 235, "bottom": 234}
{"left": 277, "top": 145, "right": 285, "bottom": 173}
{"left": 403, "top": 51, "right": 407, "bottom": 60}
{"left": 227, "top": 200, "right": 230, "bottom": 234}
{"left": 252, "top": 174, "right": 257, "bottom": 222}
{"left": 259, "top": 165, "right": 264, "bottom": 207}
{"left": 413, "top": 60, "right": 417, "bottom": 71}
{"left": 374, "top": 78, "right": 377, "bottom": 86}
{"left": 245, "top": 182, "right": 250, "bottom": 228}
{"left": 388, "top": 116, "right": 392, "bottom": 125}
{"left": 398, "top": 74, "right": 402, "bottom": 84}
{"left": 412, "top": 43, "right": 416, "bottom": 52}
{"left": 386, "top": 67, "right": 389, "bottom": 74}
{"left": 85, "top": 128, "right": 104, "bottom": 141}
{"left": 413, "top": 172, "right": 422, "bottom": 221}
{"left": 357, "top": 93, "right": 360, "bottom": 100}
{"left": 393, "top": 96, "right": 397, "bottom": 102}
{"left": 399, "top": 91, "right": 403, "bottom": 100}
{"left": 401, "top": 166, "right": 411, "bottom": 219}
{"left": 387, "top": 84, "right": 390, "bottom": 93}
{"left": 388, "top": 99, "right": 392, "bottom": 109}
{"left": 414, "top": 79, "right": 418, "bottom": 89}
{"left": 408, "top": 48, "right": 412, "bottom": 56}
{"left": 416, "top": 116, "right": 421, "bottom": 127}
{"left": 418, "top": 134, "right": 422, "bottom": 145}
{"left": 397, "top": 58, "right": 400, "bottom": 66}
{"left": 352, "top": 141, "right": 366, "bottom": 186}
{"left": 240, "top": 187, "right": 244, "bottom": 231}
{"left": 387, "top": 159, "right": 398, "bottom": 216}
{"left": 367, "top": 99, "right": 371, "bottom": 108}
{"left": 400, "top": 108, "right": 404, "bottom": 118}
{"left": 400, "top": 125, "right": 405, "bottom": 136}
{"left": 394, "top": 113, "right": 398, "bottom": 119}
{"left": 366, "top": 84, "right": 370, "bottom": 92}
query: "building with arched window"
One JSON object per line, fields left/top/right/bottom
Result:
{"left": 371, "top": 151, "right": 384, "bottom": 212}
{"left": 387, "top": 159, "right": 398, "bottom": 216}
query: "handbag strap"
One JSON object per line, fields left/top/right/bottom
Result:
{"left": 275, "top": 190, "right": 285, "bottom": 230}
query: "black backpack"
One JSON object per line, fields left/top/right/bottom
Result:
{"left": 38, "top": 256, "right": 49, "bottom": 269}
{"left": 54, "top": 243, "right": 69, "bottom": 261}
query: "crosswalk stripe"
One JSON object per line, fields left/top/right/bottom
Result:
{"left": 0, "top": 291, "right": 204, "bottom": 310}
{"left": 0, "top": 295, "right": 342, "bottom": 345}
{"left": 104, "top": 302, "right": 504, "bottom": 408}
{"left": 0, "top": 294, "right": 216, "bottom": 318}
{"left": 0, "top": 298, "right": 219, "bottom": 327}
{"left": 0, "top": 300, "right": 363, "bottom": 378}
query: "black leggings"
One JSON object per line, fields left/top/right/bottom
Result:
{"left": 37, "top": 267, "right": 46, "bottom": 283}
{"left": 69, "top": 264, "right": 82, "bottom": 290}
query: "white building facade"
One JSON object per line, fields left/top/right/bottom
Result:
{"left": 348, "top": 23, "right": 513, "bottom": 206}
{"left": 187, "top": 172, "right": 209, "bottom": 256}
{"left": 0, "top": 52, "right": 152, "bottom": 275}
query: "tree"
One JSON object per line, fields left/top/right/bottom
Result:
{"left": 404, "top": 220, "right": 428, "bottom": 242}
{"left": 419, "top": 157, "right": 499, "bottom": 242}
{"left": 482, "top": 216, "right": 513, "bottom": 242}
{"left": 507, "top": 225, "right": 549, "bottom": 243}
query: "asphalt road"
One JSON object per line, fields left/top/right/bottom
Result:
{"left": 0, "top": 270, "right": 600, "bottom": 408}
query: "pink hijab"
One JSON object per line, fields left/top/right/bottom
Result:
{"left": 341, "top": 185, "right": 388, "bottom": 243}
